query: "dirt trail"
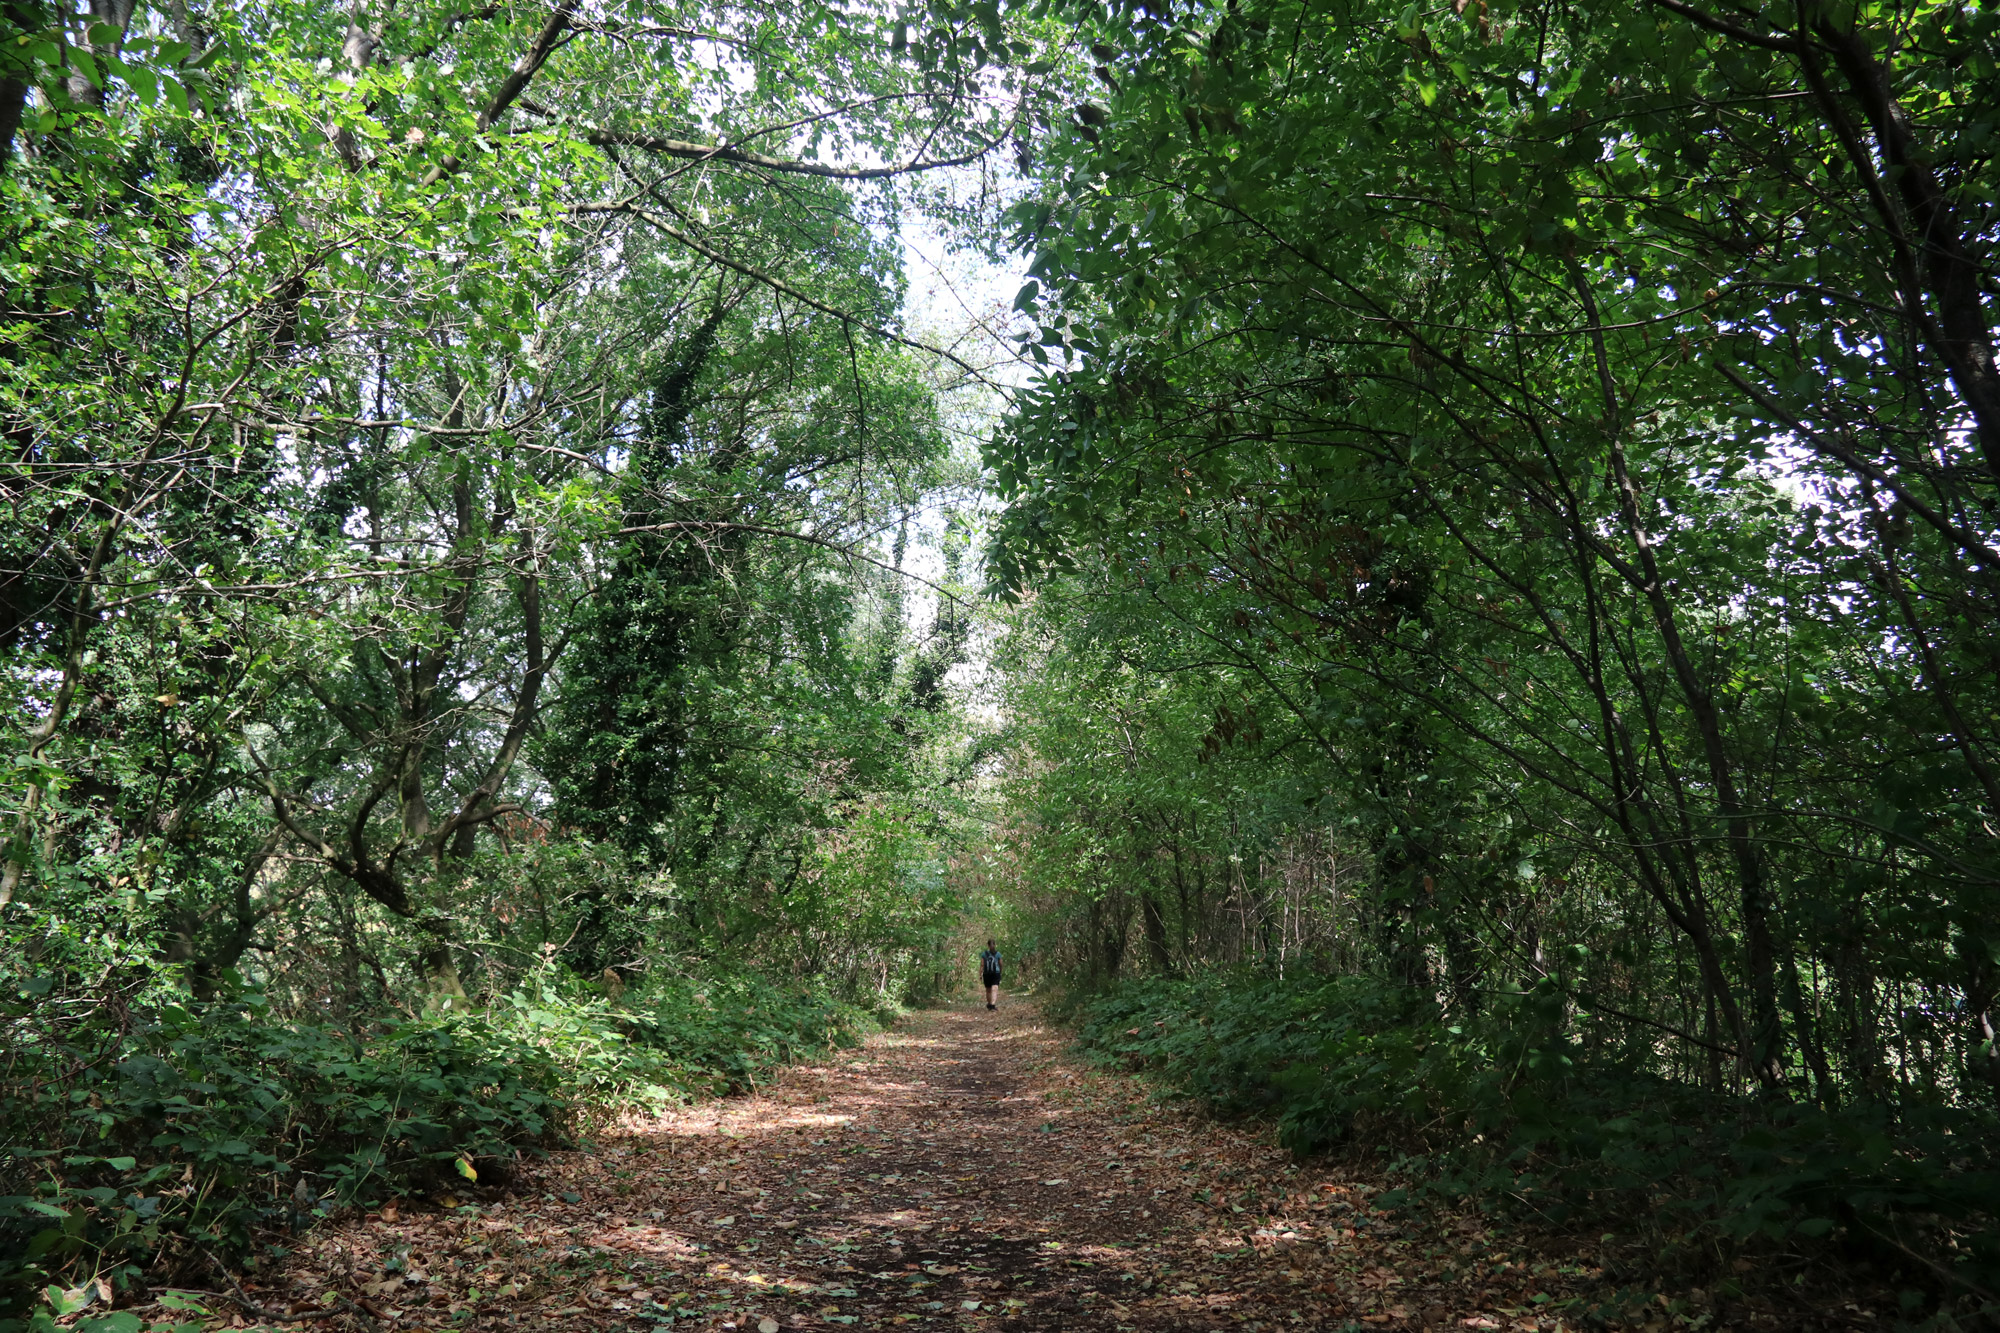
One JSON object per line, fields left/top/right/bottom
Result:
{"left": 247, "top": 1000, "right": 1825, "bottom": 1333}
{"left": 565, "top": 998, "right": 1353, "bottom": 1332}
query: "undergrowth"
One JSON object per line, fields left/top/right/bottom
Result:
{"left": 1067, "top": 971, "right": 2000, "bottom": 1324}
{"left": 0, "top": 964, "right": 877, "bottom": 1326}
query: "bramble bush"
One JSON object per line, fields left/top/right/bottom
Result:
{"left": 1069, "top": 972, "right": 2000, "bottom": 1310}
{"left": 0, "top": 964, "right": 876, "bottom": 1322}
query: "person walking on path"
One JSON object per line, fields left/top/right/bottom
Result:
{"left": 980, "top": 940, "right": 1003, "bottom": 1011}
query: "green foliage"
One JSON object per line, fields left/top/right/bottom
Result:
{"left": 0, "top": 963, "right": 873, "bottom": 1316}
{"left": 0, "top": 981, "right": 556, "bottom": 1314}
{"left": 601, "top": 971, "right": 882, "bottom": 1099}
{"left": 1074, "top": 973, "right": 2000, "bottom": 1303}
{"left": 980, "top": 0, "right": 2000, "bottom": 1305}
{"left": 2, "top": 0, "right": 1003, "bottom": 1319}
{"left": 987, "top": 0, "right": 2000, "bottom": 1071}
{"left": 1, "top": 0, "right": 1013, "bottom": 1011}
{"left": 495, "top": 965, "right": 884, "bottom": 1109}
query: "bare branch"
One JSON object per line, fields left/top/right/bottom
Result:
{"left": 576, "top": 128, "right": 995, "bottom": 180}
{"left": 572, "top": 199, "right": 992, "bottom": 384}
{"left": 618, "top": 519, "right": 973, "bottom": 607}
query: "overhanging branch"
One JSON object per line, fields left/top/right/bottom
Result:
{"left": 573, "top": 198, "right": 991, "bottom": 384}
{"left": 577, "top": 128, "right": 994, "bottom": 180}
{"left": 619, "top": 519, "right": 973, "bottom": 608}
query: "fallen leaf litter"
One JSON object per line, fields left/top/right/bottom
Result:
{"left": 138, "top": 1002, "right": 1863, "bottom": 1331}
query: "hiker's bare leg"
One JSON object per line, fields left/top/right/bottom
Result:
{"left": 985, "top": 984, "right": 999, "bottom": 1009}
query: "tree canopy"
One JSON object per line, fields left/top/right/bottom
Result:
{"left": 5, "top": 0, "right": 2000, "bottom": 1316}
{"left": 976, "top": 0, "right": 1999, "bottom": 1300}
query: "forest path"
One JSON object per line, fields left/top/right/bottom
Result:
{"left": 262, "top": 1001, "right": 1669, "bottom": 1333}
{"left": 555, "top": 998, "right": 1370, "bottom": 1333}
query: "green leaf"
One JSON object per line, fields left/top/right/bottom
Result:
{"left": 77, "top": 1315, "right": 144, "bottom": 1333}
{"left": 121, "top": 58, "right": 158, "bottom": 104}
{"left": 67, "top": 47, "right": 102, "bottom": 88}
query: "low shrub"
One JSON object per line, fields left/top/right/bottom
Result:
{"left": 491, "top": 966, "right": 881, "bottom": 1112}
{"left": 0, "top": 965, "right": 874, "bottom": 1322}
{"left": 601, "top": 971, "right": 881, "bottom": 1101}
{"left": 1070, "top": 971, "right": 2000, "bottom": 1311}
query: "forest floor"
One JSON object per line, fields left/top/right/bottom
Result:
{"left": 200, "top": 999, "right": 1885, "bottom": 1333}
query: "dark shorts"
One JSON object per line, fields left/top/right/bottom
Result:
{"left": 982, "top": 972, "right": 1001, "bottom": 987}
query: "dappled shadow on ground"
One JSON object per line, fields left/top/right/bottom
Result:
{"left": 220, "top": 1001, "right": 1875, "bottom": 1333}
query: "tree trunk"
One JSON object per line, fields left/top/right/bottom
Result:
{"left": 419, "top": 929, "right": 470, "bottom": 1012}
{"left": 1140, "top": 885, "right": 1171, "bottom": 973}
{"left": 1568, "top": 256, "right": 1786, "bottom": 1090}
{"left": 62, "top": 0, "right": 137, "bottom": 110}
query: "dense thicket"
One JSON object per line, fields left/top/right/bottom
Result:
{"left": 984, "top": 0, "right": 2000, "bottom": 1310}
{"left": 0, "top": 0, "right": 1040, "bottom": 1317}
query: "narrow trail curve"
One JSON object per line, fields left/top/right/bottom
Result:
{"left": 268, "top": 1001, "right": 1767, "bottom": 1333}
